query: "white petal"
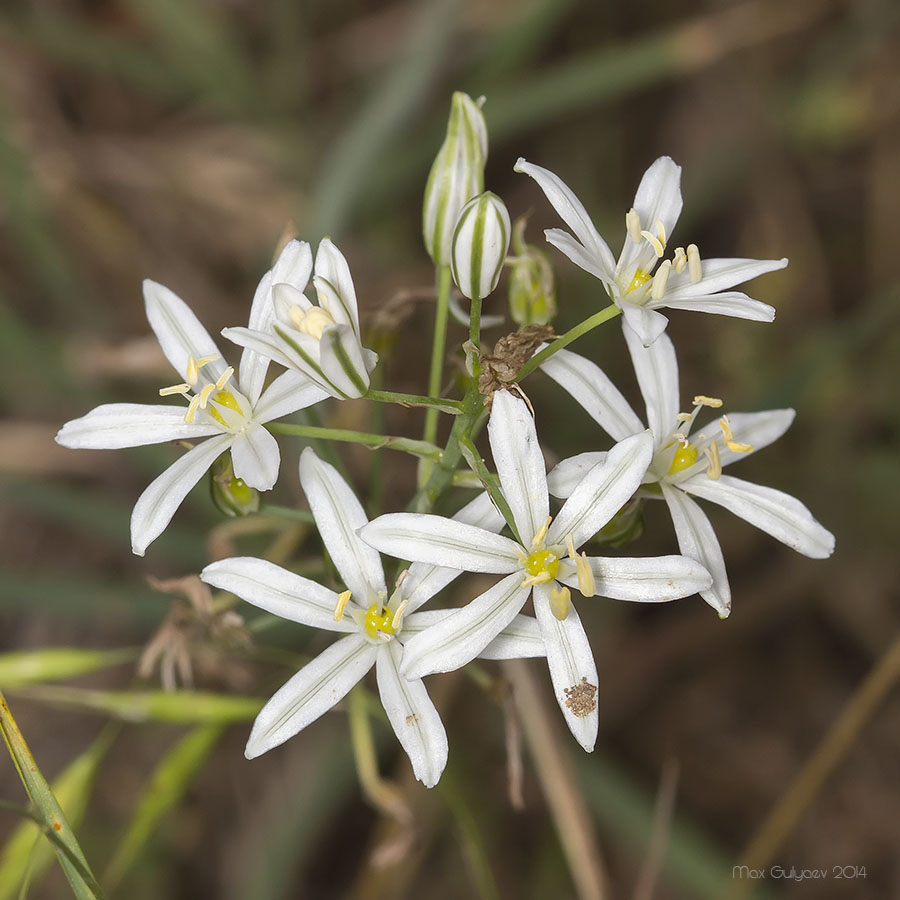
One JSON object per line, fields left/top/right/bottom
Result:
{"left": 479, "top": 614, "right": 545, "bottom": 660}
{"left": 400, "top": 573, "right": 531, "bottom": 679}
{"left": 661, "top": 484, "right": 731, "bottom": 616}
{"left": 359, "top": 514, "right": 522, "bottom": 574}
{"left": 680, "top": 474, "right": 835, "bottom": 559}
{"left": 252, "top": 370, "right": 330, "bottom": 424}
{"left": 376, "top": 642, "right": 448, "bottom": 788}
{"left": 548, "top": 432, "right": 653, "bottom": 549}
{"left": 314, "top": 238, "right": 360, "bottom": 334}
{"left": 318, "top": 324, "right": 371, "bottom": 399}
{"left": 230, "top": 422, "right": 280, "bottom": 491}
{"left": 540, "top": 348, "right": 643, "bottom": 442}
{"left": 617, "top": 157, "right": 683, "bottom": 281}
{"left": 653, "top": 291, "right": 775, "bottom": 322}
{"left": 544, "top": 228, "right": 616, "bottom": 286}
{"left": 621, "top": 302, "right": 670, "bottom": 347}
{"left": 245, "top": 635, "right": 376, "bottom": 758}
{"left": 533, "top": 583, "right": 598, "bottom": 752}
{"left": 222, "top": 326, "right": 296, "bottom": 371}
{"left": 299, "top": 448, "right": 386, "bottom": 602}
{"left": 489, "top": 390, "right": 548, "bottom": 546}
{"left": 201, "top": 557, "right": 355, "bottom": 633}
{"left": 514, "top": 158, "right": 617, "bottom": 278}
{"left": 622, "top": 324, "right": 679, "bottom": 442}
{"left": 239, "top": 240, "right": 313, "bottom": 405}
{"left": 143, "top": 280, "right": 226, "bottom": 383}
{"left": 547, "top": 452, "right": 608, "bottom": 499}
{"left": 562, "top": 553, "right": 712, "bottom": 603}
{"left": 55, "top": 404, "right": 220, "bottom": 449}
{"left": 714, "top": 409, "right": 795, "bottom": 470}
{"left": 662, "top": 257, "right": 788, "bottom": 300}
{"left": 130, "top": 433, "right": 233, "bottom": 556}
{"left": 400, "top": 492, "right": 506, "bottom": 615}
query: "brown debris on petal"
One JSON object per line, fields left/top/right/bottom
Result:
{"left": 564, "top": 677, "right": 598, "bottom": 718}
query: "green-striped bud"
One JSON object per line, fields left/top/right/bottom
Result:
{"left": 210, "top": 455, "right": 259, "bottom": 517}
{"left": 508, "top": 217, "right": 557, "bottom": 326}
{"left": 423, "top": 92, "right": 488, "bottom": 266}
{"left": 450, "top": 192, "right": 511, "bottom": 302}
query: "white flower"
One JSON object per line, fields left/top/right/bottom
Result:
{"left": 542, "top": 329, "right": 835, "bottom": 617}
{"left": 201, "top": 448, "right": 545, "bottom": 788}
{"left": 360, "top": 391, "right": 712, "bottom": 751}
{"left": 56, "top": 241, "right": 329, "bottom": 556}
{"left": 450, "top": 191, "right": 511, "bottom": 301}
{"left": 222, "top": 238, "right": 377, "bottom": 400}
{"left": 514, "top": 156, "right": 788, "bottom": 346}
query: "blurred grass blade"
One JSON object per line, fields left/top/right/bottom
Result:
{"left": 8, "top": 685, "right": 262, "bottom": 724}
{"left": 0, "top": 692, "right": 107, "bottom": 899}
{"left": 104, "top": 726, "right": 223, "bottom": 891}
{"left": 0, "top": 649, "right": 137, "bottom": 688}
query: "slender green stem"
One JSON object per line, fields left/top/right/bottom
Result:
{"left": 366, "top": 388, "right": 463, "bottom": 414}
{"left": 259, "top": 504, "right": 315, "bottom": 524}
{"left": 267, "top": 423, "right": 442, "bottom": 460}
{"left": 458, "top": 434, "right": 520, "bottom": 543}
{"left": 469, "top": 294, "right": 483, "bottom": 377}
{"left": 424, "top": 266, "right": 453, "bottom": 439}
{"left": 517, "top": 302, "right": 621, "bottom": 380}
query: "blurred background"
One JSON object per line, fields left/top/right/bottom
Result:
{"left": 1, "top": 0, "right": 899, "bottom": 897}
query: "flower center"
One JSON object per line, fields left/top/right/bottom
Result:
{"left": 363, "top": 603, "right": 396, "bottom": 641}
{"left": 625, "top": 268, "right": 652, "bottom": 294}
{"left": 668, "top": 442, "right": 698, "bottom": 475}
{"left": 159, "top": 355, "right": 248, "bottom": 429}
{"left": 524, "top": 548, "right": 559, "bottom": 580}
{"left": 289, "top": 305, "right": 336, "bottom": 341}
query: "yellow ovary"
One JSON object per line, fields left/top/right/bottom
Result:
{"left": 364, "top": 603, "right": 396, "bottom": 640}
{"left": 524, "top": 548, "right": 560, "bottom": 582}
{"left": 626, "top": 269, "right": 652, "bottom": 295}
{"left": 668, "top": 442, "right": 699, "bottom": 475}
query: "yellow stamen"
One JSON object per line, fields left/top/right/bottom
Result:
{"left": 655, "top": 218, "right": 667, "bottom": 246}
{"left": 566, "top": 535, "right": 595, "bottom": 598}
{"left": 668, "top": 442, "right": 699, "bottom": 475}
{"left": 640, "top": 230, "right": 665, "bottom": 258}
{"left": 704, "top": 441, "right": 722, "bottom": 480}
{"left": 719, "top": 415, "right": 734, "bottom": 443}
{"left": 673, "top": 246, "right": 687, "bottom": 273}
{"left": 198, "top": 384, "right": 215, "bottom": 409}
{"left": 549, "top": 585, "right": 572, "bottom": 621}
{"left": 531, "top": 515, "right": 552, "bottom": 549}
{"left": 215, "top": 366, "right": 235, "bottom": 390}
{"left": 288, "top": 305, "right": 336, "bottom": 341}
{"left": 693, "top": 395, "right": 723, "bottom": 408}
{"left": 184, "top": 394, "right": 201, "bottom": 424}
{"left": 626, "top": 269, "right": 652, "bottom": 294}
{"left": 196, "top": 354, "right": 220, "bottom": 368}
{"left": 159, "top": 383, "right": 190, "bottom": 397}
{"left": 651, "top": 259, "right": 672, "bottom": 301}
{"left": 625, "top": 208, "right": 642, "bottom": 243}
{"left": 186, "top": 356, "right": 199, "bottom": 387}
{"left": 676, "top": 412, "right": 693, "bottom": 422}
{"left": 334, "top": 590, "right": 352, "bottom": 622}
{"left": 727, "top": 441, "right": 754, "bottom": 453}
{"left": 687, "top": 243, "right": 702, "bottom": 283}
{"left": 363, "top": 602, "right": 395, "bottom": 640}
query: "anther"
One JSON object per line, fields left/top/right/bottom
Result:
{"left": 625, "top": 208, "right": 642, "bottom": 243}
{"left": 676, "top": 412, "right": 693, "bottom": 423}
{"left": 549, "top": 586, "right": 572, "bottom": 621}
{"left": 727, "top": 441, "right": 754, "bottom": 453}
{"left": 184, "top": 394, "right": 201, "bottom": 424}
{"left": 673, "top": 246, "right": 687, "bottom": 273}
{"left": 531, "top": 515, "right": 552, "bottom": 549}
{"left": 186, "top": 356, "right": 199, "bottom": 387}
{"left": 215, "top": 367, "right": 235, "bottom": 390}
{"left": 704, "top": 441, "right": 722, "bottom": 480}
{"left": 334, "top": 590, "right": 352, "bottom": 622}
{"left": 522, "top": 571, "right": 554, "bottom": 588}
{"left": 159, "top": 383, "right": 190, "bottom": 397}
{"left": 566, "top": 535, "right": 595, "bottom": 599}
{"left": 719, "top": 416, "right": 734, "bottom": 443}
{"left": 651, "top": 259, "right": 672, "bottom": 301}
{"left": 390, "top": 598, "right": 410, "bottom": 631}
{"left": 196, "top": 354, "right": 220, "bottom": 368}
{"left": 640, "top": 230, "right": 665, "bottom": 258}
{"left": 288, "top": 306, "right": 306, "bottom": 332}
{"left": 687, "top": 244, "right": 702, "bottom": 283}
{"left": 693, "top": 395, "right": 723, "bottom": 408}
{"left": 198, "top": 384, "right": 215, "bottom": 409}
{"left": 655, "top": 218, "right": 667, "bottom": 246}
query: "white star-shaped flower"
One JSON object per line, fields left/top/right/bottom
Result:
{"left": 202, "top": 448, "right": 545, "bottom": 788}
{"left": 56, "top": 241, "right": 329, "bottom": 555}
{"left": 222, "top": 238, "right": 377, "bottom": 400}
{"left": 360, "top": 391, "right": 712, "bottom": 751}
{"left": 514, "top": 156, "right": 787, "bottom": 345}
{"left": 542, "top": 328, "right": 835, "bottom": 617}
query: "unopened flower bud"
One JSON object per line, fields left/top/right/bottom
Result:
{"left": 210, "top": 455, "right": 259, "bottom": 517}
{"left": 423, "top": 92, "right": 487, "bottom": 266}
{"left": 450, "top": 192, "right": 511, "bottom": 302}
{"left": 508, "top": 217, "right": 557, "bottom": 326}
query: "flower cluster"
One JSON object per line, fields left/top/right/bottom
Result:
{"left": 55, "top": 92, "right": 833, "bottom": 790}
